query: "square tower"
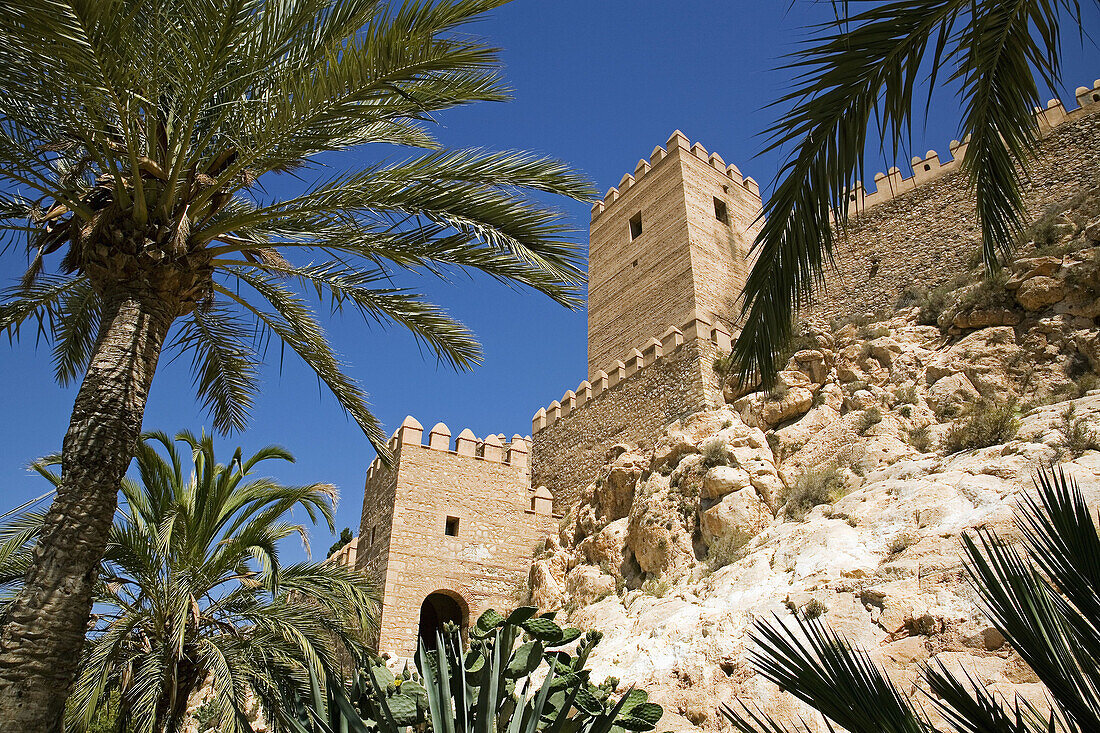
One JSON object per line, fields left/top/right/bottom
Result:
{"left": 586, "top": 130, "right": 763, "bottom": 375}
{"left": 355, "top": 417, "right": 557, "bottom": 659}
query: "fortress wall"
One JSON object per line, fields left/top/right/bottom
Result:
{"left": 358, "top": 421, "right": 557, "bottom": 658}
{"left": 531, "top": 317, "right": 725, "bottom": 509}
{"left": 812, "top": 91, "right": 1100, "bottom": 323}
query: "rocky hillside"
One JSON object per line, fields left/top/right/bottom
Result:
{"left": 525, "top": 195, "right": 1100, "bottom": 731}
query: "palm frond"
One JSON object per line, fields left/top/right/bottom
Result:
{"left": 961, "top": 465, "right": 1100, "bottom": 730}
{"left": 729, "top": 615, "right": 932, "bottom": 733}
{"left": 219, "top": 261, "right": 483, "bottom": 369}
{"left": 170, "top": 304, "right": 261, "bottom": 433}
{"left": 214, "top": 273, "right": 388, "bottom": 455}
{"left": 730, "top": 0, "right": 1074, "bottom": 387}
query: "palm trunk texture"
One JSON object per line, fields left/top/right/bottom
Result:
{"left": 0, "top": 289, "right": 174, "bottom": 730}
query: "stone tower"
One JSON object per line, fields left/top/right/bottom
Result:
{"left": 355, "top": 417, "right": 557, "bottom": 659}
{"left": 586, "top": 130, "right": 763, "bottom": 374}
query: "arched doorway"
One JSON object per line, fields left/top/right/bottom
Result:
{"left": 417, "top": 591, "right": 467, "bottom": 650}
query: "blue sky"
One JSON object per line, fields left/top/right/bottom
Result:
{"left": 4, "top": 0, "right": 1100, "bottom": 560}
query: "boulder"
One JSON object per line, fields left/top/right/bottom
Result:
{"left": 699, "top": 486, "right": 771, "bottom": 550}
{"left": 790, "top": 349, "right": 829, "bottom": 385}
{"left": 529, "top": 559, "right": 564, "bottom": 611}
{"left": 926, "top": 373, "right": 980, "bottom": 415}
{"left": 1015, "top": 275, "right": 1066, "bottom": 311}
{"left": 652, "top": 431, "right": 699, "bottom": 471}
{"left": 578, "top": 517, "right": 631, "bottom": 579}
{"left": 563, "top": 565, "right": 615, "bottom": 606}
{"left": 761, "top": 387, "right": 814, "bottom": 427}
{"left": 702, "top": 465, "right": 752, "bottom": 499}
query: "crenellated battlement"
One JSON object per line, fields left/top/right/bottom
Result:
{"left": 532, "top": 309, "right": 731, "bottom": 434}
{"left": 364, "top": 416, "right": 532, "bottom": 482}
{"left": 847, "top": 79, "right": 1100, "bottom": 215}
{"left": 590, "top": 130, "right": 761, "bottom": 223}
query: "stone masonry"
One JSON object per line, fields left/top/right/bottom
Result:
{"left": 354, "top": 417, "right": 557, "bottom": 658}
{"left": 814, "top": 83, "right": 1100, "bottom": 322}
{"left": 587, "top": 130, "right": 762, "bottom": 374}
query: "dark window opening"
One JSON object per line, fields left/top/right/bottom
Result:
{"left": 1093, "top": 93, "right": 1099, "bottom": 102}
{"left": 849, "top": 193, "right": 857, "bottom": 202}
{"left": 445, "top": 516, "right": 459, "bottom": 536}
{"left": 369, "top": 527, "right": 376, "bottom": 546}
{"left": 713, "top": 197, "right": 729, "bottom": 225}
{"left": 629, "top": 212, "right": 643, "bottom": 240}
{"left": 923, "top": 164, "right": 931, "bottom": 171}
{"left": 632, "top": 259, "right": 638, "bottom": 267}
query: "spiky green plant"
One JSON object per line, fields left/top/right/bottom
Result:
{"left": 721, "top": 465, "right": 1100, "bottom": 732}
{"left": 289, "top": 607, "right": 664, "bottom": 733}
{"left": 0, "top": 431, "right": 379, "bottom": 733}
{"left": 0, "top": 1, "right": 591, "bottom": 723}
{"left": 729, "top": 1, "right": 1091, "bottom": 388}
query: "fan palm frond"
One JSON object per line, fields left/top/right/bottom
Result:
{"left": 0, "top": 431, "right": 379, "bottom": 732}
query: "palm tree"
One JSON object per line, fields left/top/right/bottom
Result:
{"left": 0, "top": 431, "right": 379, "bottom": 733}
{"left": 728, "top": 1, "right": 1092, "bottom": 387}
{"left": 0, "top": 0, "right": 591, "bottom": 724}
{"left": 720, "top": 465, "right": 1100, "bottom": 732}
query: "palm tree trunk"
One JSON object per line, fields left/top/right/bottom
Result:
{"left": 0, "top": 288, "right": 175, "bottom": 731}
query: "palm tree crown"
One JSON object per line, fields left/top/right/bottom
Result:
{"left": 1, "top": 431, "right": 379, "bottom": 733}
{"left": 0, "top": 0, "right": 592, "bottom": 446}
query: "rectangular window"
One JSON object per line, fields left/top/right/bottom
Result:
{"left": 369, "top": 527, "right": 376, "bottom": 546}
{"left": 714, "top": 197, "right": 729, "bottom": 225}
{"left": 629, "top": 212, "right": 643, "bottom": 240}
{"left": 445, "top": 516, "right": 460, "bottom": 537}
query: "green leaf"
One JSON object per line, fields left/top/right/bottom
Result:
{"left": 548, "top": 627, "right": 582, "bottom": 647}
{"left": 521, "top": 617, "right": 563, "bottom": 643}
{"left": 574, "top": 686, "right": 603, "bottom": 716}
{"left": 626, "top": 703, "right": 663, "bottom": 725}
{"left": 504, "top": 641, "right": 544, "bottom": 679}
{"left": 507, "top": 606, "right": 539, "bottom": 625}
{"left": 475, "top": 609, "right": 505, "bottom": 635}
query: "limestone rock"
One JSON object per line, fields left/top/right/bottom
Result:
{"left": 529, "top": 558, "right": 564, "bottom": 611}
{"left": 1016, "top": 275, "right": 1066, "bottom": 310}
{"left": 701, "top": 465, "right": 751, "bottom": 499}
{"left": 564, "top": 564, "right": 615, "bottom": 606}
{"left": 761, "top": 387, "right": 813, "bottom": 427}
{"left": 790, "top": 349, "right": 828, "bottom": 384}
{"left": 699, "top": 486, "right": 770, "bottom": 549}
{"left": 927, "top": 373, "right": 980, "bottom": 414}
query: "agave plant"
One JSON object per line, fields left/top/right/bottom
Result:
{"left": 720, "top": 465, "right": 1100, "bottom": 732}
{"left": 290, "top": 607, "right": 665, "bottom": 733}
{"left": 0, "top": 431, "right": 379, "bottom": 733}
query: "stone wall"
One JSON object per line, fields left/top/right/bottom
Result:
{"left": 812, "top": 93, "right": 1100, "bottom": 323}
{"left": 356, "top": 419, "right": 557, "bottom": 658}
{"left": 531, "top": 327, "right": 724, "bottom": 510}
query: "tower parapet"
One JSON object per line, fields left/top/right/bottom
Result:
{"left": 587, "top": 130, "right": 761, "bottom": 376}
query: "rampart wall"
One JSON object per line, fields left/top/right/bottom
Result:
{"left": 813, "top": 82, "right": 1100, "bottom": 322}
{"left": 530, "top": 312, "right": 728, "bottom": 508}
